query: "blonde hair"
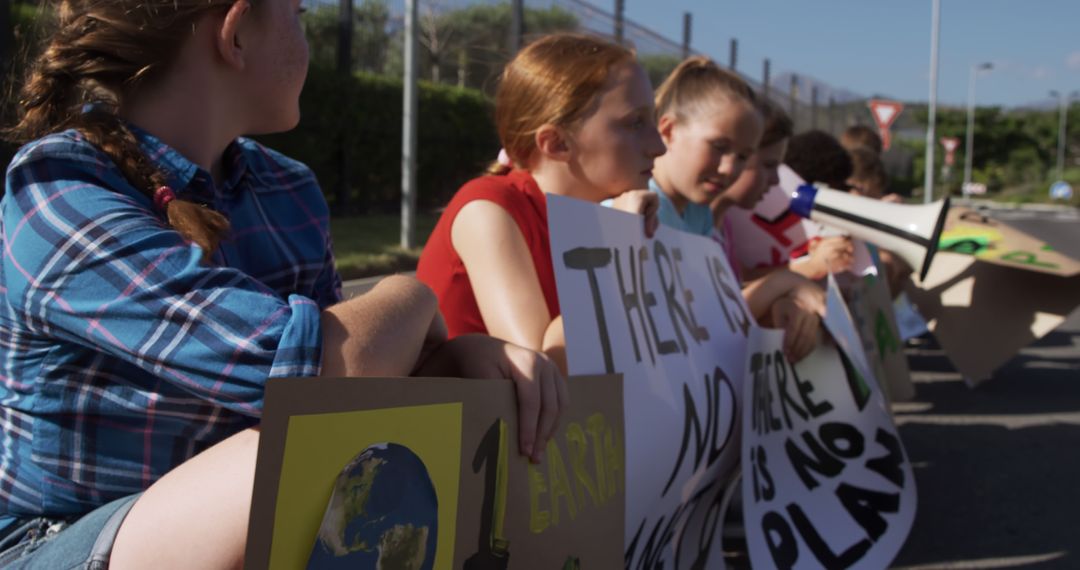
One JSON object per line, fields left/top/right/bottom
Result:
{"left": 487, "top": 33, "right": 636, "bottom": 175}
{"left": 6, "top": 0, "right": 237, "bottom": 260}
{"left": 654, "top": 56, "right": 757, "bottom": 122}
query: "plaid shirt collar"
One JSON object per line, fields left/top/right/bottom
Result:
{"left": 130, "top": 124, "right": 251, "bottom": 206}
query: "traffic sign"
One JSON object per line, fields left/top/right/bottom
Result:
{"left": 962, "top": 182, "right": 987, "bottom": 196}
{"left": 1050, "top": 180, "right": 1073, "bottom": 200}
{"left": 940, "top": 137, "right": 960, "bottom": 166}
{"left": 867, "top": 99, "right": 905, "bottom": 150}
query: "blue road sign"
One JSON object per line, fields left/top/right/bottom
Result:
{"left": 1049, "top": 181, "right": 1073, "bottom": 200}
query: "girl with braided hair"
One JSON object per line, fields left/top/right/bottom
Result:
{"left": 0, "top": 0, "right": 564, "bottom": 567}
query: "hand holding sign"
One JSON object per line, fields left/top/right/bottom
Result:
{"left": 609, "top": 189, "right": 660, "bottom": 238}
{"left": 770, "top": 297, "right": 823, "bottom": 363}
{"left": 414, "top": 334, "right": 568, "bottom": 463}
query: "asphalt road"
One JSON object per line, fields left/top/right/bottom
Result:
{"left": 892, "top": 205, "right": 1080, "bottom": 569}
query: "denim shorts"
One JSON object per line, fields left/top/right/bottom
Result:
{"left": 0, "top": 493, "right": 140, "bottom": 569}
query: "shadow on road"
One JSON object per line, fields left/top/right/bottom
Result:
{"left": 892, "top": 317, "right": 1080, "bottom": 569}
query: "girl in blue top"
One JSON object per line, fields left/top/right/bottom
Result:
{"left": 648, "top": 57, "right": 824, "bottom": 362}
{"left": 0, "top": 0, "right": 563, "bottom": 566}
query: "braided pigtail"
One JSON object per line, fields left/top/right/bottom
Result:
{"left": 6, "top": 4, "right": 233, "bottom": 262}
{"left": 76, "top": 112, "right": 231, "bottom": 260}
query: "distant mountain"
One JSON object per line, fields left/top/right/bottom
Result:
{"left": 1015, "top": 98, "right": 1061, "bottom": 112}
{"left": 771, "top": 72, "right": 865, "bottom": 105}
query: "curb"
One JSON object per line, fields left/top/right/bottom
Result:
{"left": 341, "top": 271, "right": 415, "bottom": 298}
{"left": 956, "top": 198, "right": 1078, "bottom": 213}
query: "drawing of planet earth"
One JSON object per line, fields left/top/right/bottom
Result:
{"left": 307, "top": 443, "right": 438, "bottom": 570}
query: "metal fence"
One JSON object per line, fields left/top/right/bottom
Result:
{"left": 304, "top": 0, "right": 878, "bottom": 135}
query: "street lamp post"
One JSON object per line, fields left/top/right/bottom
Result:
{"left": 923, "top": 0, "right": 941, "bottom": 204}
{"left": 962, "top": 62, "right": 993, "bottom": 195}
{"left": 1048, "top": 90, "right": 1074, "bottom": 182}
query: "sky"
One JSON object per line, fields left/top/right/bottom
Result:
{"left": 622, "top": 0, "right": 1080, "bottom": 108}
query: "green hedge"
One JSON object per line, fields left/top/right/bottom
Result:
{"left": 3, "top": 14, "right": 500, "bottom": 215}
{"left": 255, "top": 66, "right": 499, "bottom": 215}
{"left": 1, "top": 2, "right": 47, "bottom": 169}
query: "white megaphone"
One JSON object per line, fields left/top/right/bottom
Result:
{"left": 790, "top": 184, "right": 950, "bottom": 281}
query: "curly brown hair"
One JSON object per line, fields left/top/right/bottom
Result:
{"left": 5, "top": 0, "right": 236, "bottom": 260}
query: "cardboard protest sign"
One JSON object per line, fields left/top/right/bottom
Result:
{"left": 548, "top": 194, "right": 752, "bottom": 568}
{"left": 846, "top": 249, "right": 915, "bottom": 402}
{"left": 907, "top": 251, "right": 1080, "bottom": 383}
{"left": 741, "top": 277, "right": 916, "bottom": 570}
{"left": 937, "top": 207, "right": 1080, "bottom": 277}
{"left": 245, "top": 374, "right": 624, "bottom": 570}
{"left": 903, "top": 208, "right": 1080, "bottom": 383}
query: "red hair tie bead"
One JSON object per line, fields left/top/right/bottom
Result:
{"left": 153, "top": 186, "right": 176, "bottom": 212}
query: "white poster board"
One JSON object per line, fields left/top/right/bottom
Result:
{"left": 549, "top": 194, "right": 752, "bottom": 568}
{"left": 548, "top": 195, "right": 916, "bottom": 569}
{"left": 740, "top": 277, "right": 916, "bottom": 569}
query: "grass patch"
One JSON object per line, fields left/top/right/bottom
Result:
{"left": 330, "top": 213, "right": 438, "bottom": 280}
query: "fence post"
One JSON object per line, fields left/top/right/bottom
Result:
{"left": 401, "top": 0, "right": 419, "bottom": 249}
{"left": 336, "top": 0, "right": 352, "bottom": 73}
{"left": 789, "top": 74, "right": 799, "bottom": 129}
{"left": 614, "top": 0, "right": 625, "bottom": 45}
{"left": 829, "top": 96, "right": 836, "bottom": 134}
{"left": 729, "top": 38, "right": 737, "bottom": 71}
{"left": 0, "top": 0, "right": 11, "bottom": 76}
{"left": 509, "top": 0, "right": 524, "bottom": 54}
{"left": 681, "top": 12, "right": 691, "bottom": 59}
{"left": 762, "top": 58, "right": 771, "bottom": 100}
{"left": 335, "top": 0, "right": 353, "bottom": 216}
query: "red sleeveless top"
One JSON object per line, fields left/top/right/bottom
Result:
{"left": 417, "top": 170, "right": 561, "bottom": 338}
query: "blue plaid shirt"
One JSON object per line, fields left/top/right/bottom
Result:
{"left": 0, "top": 128, "right": 340, "bottom": 525}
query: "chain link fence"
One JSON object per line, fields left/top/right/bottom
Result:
{"left": 0, "top": 0, "right": 904, "bottom": 204}
{"left": 301, "top": 0, "right": 881, "bottom": 134}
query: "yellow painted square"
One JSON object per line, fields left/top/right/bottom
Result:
{"left": 269, "top": 403, "right": 462, "bottom": 569}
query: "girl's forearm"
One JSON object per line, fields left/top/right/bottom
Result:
{"left": 320, "top": 275, "right": 440, "bottom": 378}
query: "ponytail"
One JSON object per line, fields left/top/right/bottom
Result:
{"left": 484, "top": 148, "right": 513, "bottom": 176}
{"left": 654, "top": 56, "right": 757, "bottom": 121}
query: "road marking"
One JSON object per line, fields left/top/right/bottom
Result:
{"left": 893, "top": 411, "right": 1080, "bottom": 429}
{"left": 894, "top": 551, "right": 1066, "bottom": 569}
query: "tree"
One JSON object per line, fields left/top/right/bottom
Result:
{"left": 403, "top": 4, "right": 579, "bottom": 92}
{"left": 1, "top": 0, "right": 12, "bottom": 77}
{"left": 419, "top": 0, "right": 453, "bottom": 83}
{"left": 638, "top": 54, "right": 681, "bottom": 89}
{"left": 907, "top": 103, "right": 1078, "bottom": 196}
{"left": 304, "top": 0, "right": 391, "bottom": 74}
